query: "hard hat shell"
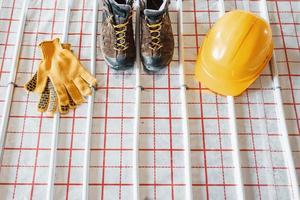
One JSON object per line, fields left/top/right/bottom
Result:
{"left": 195, "top": 10, "right": 274, "bottom": 96}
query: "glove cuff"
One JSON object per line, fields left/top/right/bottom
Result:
{"left": 39, "top": 38, "right": 63, "bottom": 59}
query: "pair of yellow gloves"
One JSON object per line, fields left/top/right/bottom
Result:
{"left": 24, "top": 38, "right": 97, "bottom": 114}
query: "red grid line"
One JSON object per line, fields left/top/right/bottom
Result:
{"left": 0, "top": 164, "right": 294, "bottom": 169}
{"left": 192, "top": 0, "right": 209, "bottom": 198}
{"left": 152, "top": 72, "right": 157, "bottom": 199}
{"left": 100, "top": 67, "right": 110, "bottom": 199}
{"left": 246, "top": 91, "right": 262, "bottom": 199}
{"left": 259, "top": 67, "right": 279, "bottom": 199}
{"left": 118, "top": 65, "right": 126, "bottom": 199}
{"left": 167, "top": 63, "right": 175, "bottom": 200}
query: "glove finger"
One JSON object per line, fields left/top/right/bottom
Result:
{"left": 79, "top": 69, "right": 97, "bottom": 88}
{"left": 61, "top": 43, "right": 71, "bottom": 50}
{"left": 74, "top": 77, "right": 92, "bottom": 96}
{"left": 50, "top": 79, "right": 70, "bottom": 114}
{"left": 68, "top": 93, "right": 77, "bottom": 109}
{"left": 47, "top": 80, "right": 58, "bottom": 113}
{"left": 36, "top": 61, "right": 48, "bottom": 94}
{"left": 60, "top": 104, "right": 70, "bottom": 114}
{"left": 48, "top": 80, "right": 77, "bottom": 113}
{"left": 37, "top": 79, "right": 50, "bottom": 112}
{"left": 48, "top": 80, "right": 78, "bottom": 113}
{"left": 24, "top": 73, "right": 37, "bottom": 92}
{"left": 65, "top": 81, "right": 85, "bottom": 105}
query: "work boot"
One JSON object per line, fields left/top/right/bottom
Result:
{"left": 140, "top": 0, "right": 174, "bottom": 72}
{"left": 101, "top": 0, "right": 136, "bottom": 70}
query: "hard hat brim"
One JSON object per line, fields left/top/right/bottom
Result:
{"left": 194, "top": 50, "right": 273, "bottom": 96}
{"left": 195, "top": 65, "right": 254, "bottom": 96}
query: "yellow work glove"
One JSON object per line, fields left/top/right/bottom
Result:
{"left": 25, "top": 38, "right": 97, "bottom": 113}
{"left": 25, "top": 43, "right": 78, "bottom": 114}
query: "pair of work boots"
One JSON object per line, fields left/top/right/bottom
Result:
{"left": 101, "top": 0, "right": 174, "bottom": 72}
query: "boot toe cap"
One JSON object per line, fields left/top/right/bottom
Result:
{"left": 142, "top": 56, "right": 171, "bottom": 72}
{"left": 104, "top": 55, "right": 135, "bottom": 70}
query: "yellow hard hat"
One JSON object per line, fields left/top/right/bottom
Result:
{"left": 195, "top": 10, "right": 274, "bottom": 96}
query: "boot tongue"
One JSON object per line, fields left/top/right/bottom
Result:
{"left": 144, "top": 9, "right": 165, "bottom": 23}
{"left": 110, "top": 1, "right": 131, "bottom": 24}
{"left": 143, "top": 1, "right": 167, "bottom": 23}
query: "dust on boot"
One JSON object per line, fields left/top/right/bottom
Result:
{"left": 101, "top": 0, "right": 136, "bottom": 70}
{"left": 140, "top": 0, "right": 174, "bottom": 72}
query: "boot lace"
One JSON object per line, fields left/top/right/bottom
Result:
{"left": 110, "top": 15, "right": 132, "bottom": 52}
{"left": 147, "top": 20, "right": 163, "bottom": 51}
